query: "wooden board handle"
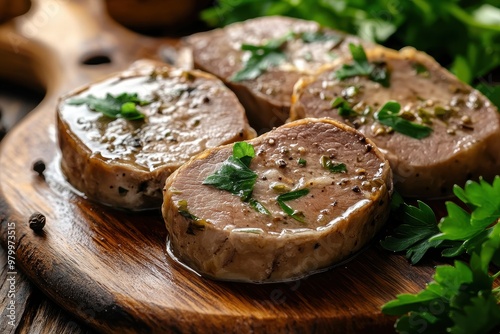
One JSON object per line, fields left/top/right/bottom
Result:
{"left": 0, "top": 0, "right": 31, "bottom": 23}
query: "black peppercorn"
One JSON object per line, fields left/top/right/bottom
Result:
{"left": 29, "top": 212, "right": 46, "bottom": 231}
{"left": 33, "top": 160, "right": 46, "bottom": 176}
{"left": 277, "top": 159, "right": 287, "bottom": 168}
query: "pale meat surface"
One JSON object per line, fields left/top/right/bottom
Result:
{"left": 163, "top": 118, "right": 392, "bottom": 282}
{"left": 291, "top": 47, "right": 500, "bottom": 198}
{"left": 58, "top": 61, "right": 254, "bottom": 210}
{"left": 186, "top": 16, "right": 370, "bottom": 132}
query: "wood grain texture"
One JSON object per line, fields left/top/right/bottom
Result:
{"left": 0, "top": 0, "right": 31, "bottom": 24}
{"left": 0, "top": 0, "right": 438, "bottom": 333}
{"left": 1, "top": 246, "right": 94, "bottom": 334}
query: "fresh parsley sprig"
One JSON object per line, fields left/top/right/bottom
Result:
{"left": 67, "top": 92, "right": 149, "bottom": 120}
{"left": 380, "top": 198, "right": 443, "bottom": 264}
{"left": 382, "top": 177, "right": 500, "bottom": 333}
{"left": 382, "top": 223, "right": 500, "bottom": 334}
{"left": 374, "top": 101, "right": 433, "bottom": 139}
{"left": 203, "top": 142, "right": 269, "bottom": 214}
{"left": 335, "top": 43, "right": 390, "bottom": 87}
{"left": 381, "top": 176, "right": 500, "bottom": 265}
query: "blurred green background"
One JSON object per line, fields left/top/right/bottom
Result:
{"left": 201, "top": 0, "right": 500, "bottom": 106}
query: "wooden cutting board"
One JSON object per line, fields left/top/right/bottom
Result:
{"left": 0, "top": 1, "right": 438, "bottom": 332}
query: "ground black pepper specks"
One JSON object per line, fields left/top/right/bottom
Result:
{"left": 277, "top": 159, "right": 287, "bottom": 168}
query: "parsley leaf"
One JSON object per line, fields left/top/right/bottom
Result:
{"left": 231, "top": 30, "right": 342, "bottom": 82}
{"left": 382, "top": 223, "right": 500, "bottom": 334}
{"left": 232, "top": 141, "right": 255, "bottom": 167}
{"left": 231, "top": 33, "right": 291, "bottom": 82}
{"left": 381, "top": 201, "right": 444, "bottom": 264}
{"left": 320, "top": 155, "right": 347, "bottom": 173}
{"left": 67, "top": 93, "right": 149, "bottom": 120}
{"left": 203, "top": 143, "right": 257, "bottom": 201}
{"left": 203, "top": 142, "right": 269, "bottom": 214}
{"left": 374, "top": 101, "right": 433, "bottom": 139}
{"left": 277, "top": 188, "right": 309, "bottom": 223}
{"left": 382, "top": 176, "right": 500, "bottom": 265}
{"left": 429, "top": 177, "right": 500, "bottom": 260}
{"left": 177, "top": 200, "right": 207, "bottom": 233}
{"left": 335, "top": 43, "right": 391, "bottom": 87}
{"left": 331, "top": 97, "right": 357, "bottom": 117}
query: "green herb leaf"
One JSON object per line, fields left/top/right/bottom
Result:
{"left": 203, "top": 155, "right": 257, "bottom": 201}
{"left": 232, "top": 141, "right": 255, "bottom": 167}
{"left": 320, "top": 155, "right": 347, "bottom": 173}
{"left": 331, "top": 97, "right": 357, "bottom": 117}
{"left": 277, "top": 188, "right": 309, "bottom": 223}
{"left": 298, "top": 30, "right": 341, "bottom": 44}
{"left": 374, "top": 101, "right": 433, "bottom": 139}
{"left": 335, "top": 44, "right": 391, "bottom": 87}
{"left": 231, "top": 33, "right": 292, "bottom": 82}
{"left": 277, "top": 188, "right": 309, "bottom": 202}
{"left": 231, "top": 29, "right": 344, "bottom": 82}
{"left": 178, "top": 200, "right": 207, "bottom": 233}
{"left": 248, "top": 198, "right": 271, "bottom": 215}
{"left": 476, "top": 82, "right": 500, "bottom": 110}
{"left": 382, "top": 224, "right": 500, "bottom": 334}
{"left": 203, "top": 142, "right": 270, "bottom": 215}
{"left": 381, "top": 200, "right": 444, "bottom": 263}
{"left": 382, "top": 176, "right": 500, "bottom": 265}
{"left": 67, "top": 93, "right": 149, "bottom": 120}
{"left": 297, "top": 158, "right": 307, "bottom": 167}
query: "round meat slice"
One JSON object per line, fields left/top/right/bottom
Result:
{"left": 162, "top": 118, "right": 392, "bottom": 283}
{"left": 58, "top": 60, "right": 255, "bottom": 210}
{"left": 291, "top": 46, "right": 500, "bottom": 198}
{"left": 185, "top": 16, "right": 371, "bottom": 132}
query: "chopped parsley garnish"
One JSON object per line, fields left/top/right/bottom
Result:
{"left": 320, "top": 155, "right": 347, "bottom": 173}
{"left": 374, "top": 101, "right": 433, "bottom": 139}
{"left": 203, "top": 142, "right": 269, "bottom": 214}
{"left": 277, "top": 188, "right": 309, "bottom": 223}
{"left": 231, "top": 33, "right": 291, "bottom": 82}
{"left": 232, "top": 30, "right": 341, "bottom": 82}
{"left": 67, "top": 92, "right": 149, "bottom": 120}
{"left": 331, "top": 97, "right": 357, "bottom": 117}
{"left": 297, "top": 158, "right": 307, "bottom": 167}
{"left": 335, "top": 43, "right": 390, "bottom": 87}
{"left": 178, "top": 200, "right": 207, "bottom": 233}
